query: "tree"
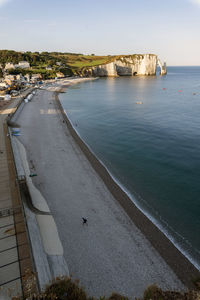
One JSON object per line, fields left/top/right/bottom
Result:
{"left": 0, "top": 68, "right": 3, "bottom": 78}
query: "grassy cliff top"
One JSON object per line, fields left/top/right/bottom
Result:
{"left": 0, "top": 50, "right": 157, "bottom": 78}
{"left": 0, "top": 50, "right": 156, "bottom": 69}
{"left": 51, "top": 53, "right": 156, "bottom": 68}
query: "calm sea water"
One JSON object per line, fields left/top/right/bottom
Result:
{"left": 60, "top": 67, "right": 200, "bottom": 269}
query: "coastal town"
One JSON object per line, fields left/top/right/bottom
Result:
{"left": 0, "top": 59, "right": 65, "bottom": 99}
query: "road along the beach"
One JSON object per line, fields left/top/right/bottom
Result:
{"left": 16, "top": 80, "right": 185, "bottom": 298}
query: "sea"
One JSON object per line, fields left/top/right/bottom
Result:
{"left": 60, "top": 67, "right": 200, "bottom": 270}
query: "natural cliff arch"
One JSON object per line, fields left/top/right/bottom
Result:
{"left": 157, "top": 59, "right": 162, "bottom": 71}
{"left": 157, "top": 58, "right": 167, "bottom": 75}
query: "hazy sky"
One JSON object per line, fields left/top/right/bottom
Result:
{"left": 0, "top": 0, "right": 200, "bottom": 65}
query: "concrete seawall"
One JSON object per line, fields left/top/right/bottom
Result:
{"left": 9, "top": 88, "right": 69, "bottom": 291}
{"left": 0, "top": 88, "right": 40, "bottom": 299}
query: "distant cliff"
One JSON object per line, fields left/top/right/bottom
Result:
{"left": 83, "top": 54, "right": 166, "bottom": 77}
{"left": 0, "top": 50, "right": 167, "bottom": 78}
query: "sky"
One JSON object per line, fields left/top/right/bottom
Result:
{"left": 0, "top": 0, "right": 200, "bottom": 65}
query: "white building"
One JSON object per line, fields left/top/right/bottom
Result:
{"left": 4, "top": 94, "right": 11, "bottom": 100}
{"left": 24, "top": 73, "right": 31, "bottom": 82}
{"left": 0, "top": 82, "right": 8, "bottom": 88}
{"left": 16, "top": 74, "right": 25, "bottom": 81}
{"left": 4, "top": 74, "right": 16, "bottom": 85}
{"left": 4, "top": 63, "right": 16, "bottom": 70}
{"left": 31, "top": 74, "right": 42, "bottom": 83}
{"left": 46, "top": 65, "right": 52, "bottom": 70}
{"left": 18, "top": 61, "right": 30, "bottom": 69}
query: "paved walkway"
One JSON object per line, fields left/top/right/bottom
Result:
{"left": 0, "top": 93, "right": 36, "bottom": 298}
{"left": 0, "top": 100, "right": 23, "bottom": 298}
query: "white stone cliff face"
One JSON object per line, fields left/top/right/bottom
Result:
{"left": 92, "top": 62, "right": 118, "bottom": 77}
{"left": 157, "top": 59, "right": 167, "bottom": 75}
{"left": 85, "top": 54, "right": 166, "bottom": 77}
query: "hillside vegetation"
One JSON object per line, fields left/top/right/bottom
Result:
{"left": 15, "top": 276, "right": 200, "bottom": 300}
{"left": 0, "top": 50, "right": 146, "bottom": 78}
{"left": 0, "top": 50, "right": 108, "bottom": 77}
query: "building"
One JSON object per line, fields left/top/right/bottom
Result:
{"left": 17, "top": 61, "right": 30, "bottom": 69}
{"left": 46, "top": 65, "right": 52, "bottom": 70}
{"left": 16, "top": 74, "right": 25, "bottom": 82}
{"left": 4, "top": 74, "right": 16, "bottom": 85}
{"left": 24, "top": 73, "right": 31, "bottom": 82}
{"left": 4, "top": 61, "right": 30, "bottom": 71}
{"left": 4, "top": 63, "right": 16, "bottom": 70}
{"left": 0, "top": 82, "right": 8, "bottom": 89}
{"left": 56, "top": 72, "right": 65, "bottom": 78}
{"left": 31, "top": 74, "right": 42, "bottom": 83}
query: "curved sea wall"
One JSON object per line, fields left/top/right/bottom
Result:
{"left": 84, "top": 54, "right": 166, "bottom": 77}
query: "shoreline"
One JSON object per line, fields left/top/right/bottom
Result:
{"left": 55, "top": 78, "right": 200, "bottom": 289}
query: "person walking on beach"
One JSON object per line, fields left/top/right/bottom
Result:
{"left": 82, "top": 217, "right": 88, "bottom": 225}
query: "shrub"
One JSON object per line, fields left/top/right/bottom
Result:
{"left": 193, "top": 277, "right": 200, "bottom": 290}
{"left": 108, "top": 293, "right": 129, "bottom": 300}
{"left": 143, "top": 285, "right": 161, "bottom": 300}
{"left": 44, "top": 276, "right": 89, "bottom": 300}
{"left": 143, "top": 284, "right": 200, "bottom": 300}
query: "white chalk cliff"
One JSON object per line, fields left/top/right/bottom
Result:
{"left": 84, "top": 54, "right": 166, "bottom": 77}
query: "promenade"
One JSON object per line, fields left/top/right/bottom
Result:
{"left": 0, "top": 94, "right": 35, "bottom": 298}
